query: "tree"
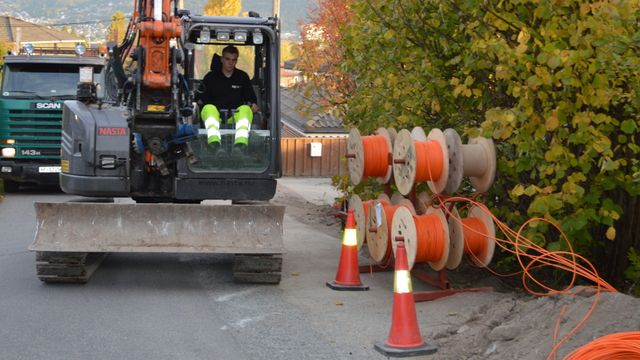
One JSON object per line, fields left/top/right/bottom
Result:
{"left": 296, "top": 0, "right": 355, "bottom": 113}
{"left": 107, "top": 11, "right": 127, "bottom": 43}
{"left": 204, "top": 0, "right": 241, "bottom": 17}
{"left": 337, "top": 0, "right": 640, "bottom": 288}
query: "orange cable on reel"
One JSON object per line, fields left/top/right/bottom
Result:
{"left": 361, "top": 135, "right": 390, "bottom": 179}
{"left": 366, "top": 197, "right": 414, "bottom": 264}
{"left": 393, "top": 127, "right": 450, "bottom": 195}
{"left": 413, "top": 214, "right": 446, "bottom": 265}
{"left": 391, "top": 206, "right": 450, "bottom": 271}
{"left": 347, "top": 128, "right": 395, "bottom": 185}
{"left": 414, "top": 141, "right": 444, "bottom": 183}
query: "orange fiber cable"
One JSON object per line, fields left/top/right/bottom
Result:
{"left": 413, "top": 214, "right": 446, "bottom": 264}
{"left": 414, "top": 140, "right": 444, "bottom": 182}
{"left": 563, "top": 331, "right": 640, "bottom": 360}
{"left": 361, "top": 135, "right": 390, "bottom": 179}
{"left": 433, "top": 195, "right": 617, "bottom": 360}
{"left": 461, "top": 217, "right": 488, "bottom": 258}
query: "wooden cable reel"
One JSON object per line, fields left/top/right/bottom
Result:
{"left": 447, "top": 205, "right": 496, "bottom": 268}
{"left": 392, "top": 127, "right": 450, "bottom": 195}
{"left": 348, "top": 194, "right": 372, "bottom": 249}
{"left": 463, "top": 206, "right": 496, "bottom": 267}
{"left": 445, "top": 206, "right": 465, "bottom": 270}
{"left": 443, "top": 128, "right": 496, "bottom": 194}
{"left": 391, "top": 206, "right": 450, "bottom": 271}
{"left": 347, "top": 127, "right": 395, "bottom": 185}
{"left": 366, "top": 197, "right": 415, "bottom": 264}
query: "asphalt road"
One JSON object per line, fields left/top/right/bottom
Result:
{"left": 0, "top": 179, "right": 497, "bottom": 360}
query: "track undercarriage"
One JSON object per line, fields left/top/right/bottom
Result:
{"left": 35, "top": 252, "right": 282, "bottom": 284}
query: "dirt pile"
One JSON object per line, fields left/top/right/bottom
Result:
{"left": 417, "top": 288, "right": 640, "bottom": 359}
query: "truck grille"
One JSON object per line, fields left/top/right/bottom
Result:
{"left": 5, "top": 108, "right": 62, "bottom": 159}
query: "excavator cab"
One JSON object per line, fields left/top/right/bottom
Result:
{"left": 170, "top": 14, "right": 282, "bottom": 201}
{"left": 177, "top": 15, "right": 281, "bottom": 200}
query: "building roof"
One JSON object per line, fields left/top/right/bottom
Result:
{"left": 0, "top": 16, "right": 83, "bottom": 44}
{"left": 280, "top": 86, "right": 347, "bottom": 137}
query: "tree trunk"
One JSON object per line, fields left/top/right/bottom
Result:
{"left": 599, "top": 191, "right": 640, "bottom": 289}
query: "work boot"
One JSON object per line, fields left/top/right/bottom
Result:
{"left": 231, "top": 143, "right": 248, "bottom": 158}
{"left": 209, "top": 142, "right": 227, "bottom": 158}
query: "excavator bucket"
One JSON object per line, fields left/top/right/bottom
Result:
{"left": 30, "top": 201, "right": 285, "bottom": 283}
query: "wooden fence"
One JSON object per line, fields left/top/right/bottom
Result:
{"left": 281, "top": 137, "right": 348, "bottom": 177}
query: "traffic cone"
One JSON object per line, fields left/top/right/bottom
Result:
{"left": 374, "top": 241, "right": 437, "bottom": 357}
{"left": 326, "top": 209, "right": 369, "bottom": 291}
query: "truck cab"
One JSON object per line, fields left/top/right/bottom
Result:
{"left": 0, "top": 45, "right": 108, "bottom": 191}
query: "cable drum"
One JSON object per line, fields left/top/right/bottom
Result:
{"left": 391, "top": 206, "right": 450, "bottom": 271}
{"left": 366, "top": 197, "right": 415, "bottom": 263}
{"left": 348, "top": 194, "right": 371, "bottom": 250}
{"left": 443, "top": 128, "right": 496, "bottom": 194}
{"left": 462, "top": 206, "right": 496, "bottom": 267}
{"left": 393, "top": 127, "right": 450, "bottom": 195}
{"left": 346, "top": 128, "right": 394, "bottom": 185}
{"left": 445, "top": 206, "right": 465, "bottom": 270}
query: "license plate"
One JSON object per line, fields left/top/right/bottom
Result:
{"left": 38, "top": 166, "right": 61, "bottom": 173}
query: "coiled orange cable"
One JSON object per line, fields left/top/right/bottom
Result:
{"left": 432, "top": 195, "right": 617, "bottom": 360}
{"left": 361, "top": 135, "right": 390, "bottom": 179}
{"left": 461, "top": 217, "right": 488, "bottom": 258}
{"left": 413, "top": 213, "right": 446, "bottom": 263}
{"left": 414, "top": 140, "right": 444, "bottom": 182}
{"left": 564, "top": 331, "right": 640, "bottom": 360}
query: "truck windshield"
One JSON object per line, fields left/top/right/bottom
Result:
{"left": 1, "top": 63, "right": 103, "bottom": 98}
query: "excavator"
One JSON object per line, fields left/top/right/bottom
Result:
{"left": 29, "top": 0, "right": 285, "bottom": 283}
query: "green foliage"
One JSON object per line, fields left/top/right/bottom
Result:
{"left": 331, "top": 175, "right": 385, "bottom": 208}
{"left": 337, "top": 0, "right": 640, "bottom": 283}
{"left": 625, "top": 248, "right": 640, "bottom": 296}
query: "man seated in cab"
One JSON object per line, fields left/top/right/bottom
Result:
{"left": 198, "top": 45, "right": 259, "bottom": 154}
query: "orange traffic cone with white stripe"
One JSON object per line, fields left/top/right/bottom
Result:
{"left": 326, "top": 209, "right": 369, "bottom": 291}
{"left": 375, "top": 241, "right": 437, "bottom": 357}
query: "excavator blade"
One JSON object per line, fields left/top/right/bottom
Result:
{"left": 30, "top": 202, "right": 285, "bottom": 254}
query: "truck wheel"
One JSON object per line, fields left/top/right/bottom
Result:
{"left": 2, "top": 180, "right": 19, "bottom": 193}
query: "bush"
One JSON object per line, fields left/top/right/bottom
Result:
{"left": 339, "top": 0, "right": 640, "bottom": 288}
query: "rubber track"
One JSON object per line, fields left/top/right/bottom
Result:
{"left": 232, "top": 254, "right": 283, "bottom": 284}
{"left": 36, "top": 252, "right": 107, "bottom": 284}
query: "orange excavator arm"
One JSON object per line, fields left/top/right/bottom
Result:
{"left": 134, "top": 0, "right": 182, "bottom": 89}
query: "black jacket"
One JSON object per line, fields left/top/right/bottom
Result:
{"left": 198, "top": 67, "right": 257, "bottom": 111}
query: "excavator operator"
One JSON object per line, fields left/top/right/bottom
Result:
{"left": 198, "top": 45, "right": 259, "bottom": 154}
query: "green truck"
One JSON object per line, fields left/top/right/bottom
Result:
{"left": 0, "top": 45, "right": 108, "bottom": 191}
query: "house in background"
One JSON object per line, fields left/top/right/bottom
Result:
{"left": 0, "top": 16, "right": 84, "bottom": 52}
{"left": 279, "top": 85, "right": 348, "bottom": 177}
{"left": 280, "top": 85, "right": 347, "bottom": 138}
{"left": 280, "top": 58, "right": 304, "bottom": 87}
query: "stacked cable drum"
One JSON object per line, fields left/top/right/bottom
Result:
{"left": 392, "top": 127, "right": 449, "bottom": 195}
{"left": 347, "top": 126, "right": 497, "bottom": 271}
{"left": 346, "top": 127, "right": 396, "bottom": 185}
{"left": 446, "top": 205, "right": 496, "bottom": 269}
{"left": 365, "top": 196, "right": 415, "bottom": 265}
{"left": 391, "top": 206, "right": 451, "bottom": 271}
{"left": 346, "top": 127, "right": 396, "bottom": 251}
{"left": 442, "top": 129, "right": 496, "bottom": 194}
{"left": 348, "top": 194, "right": 373, "bottom": 249}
